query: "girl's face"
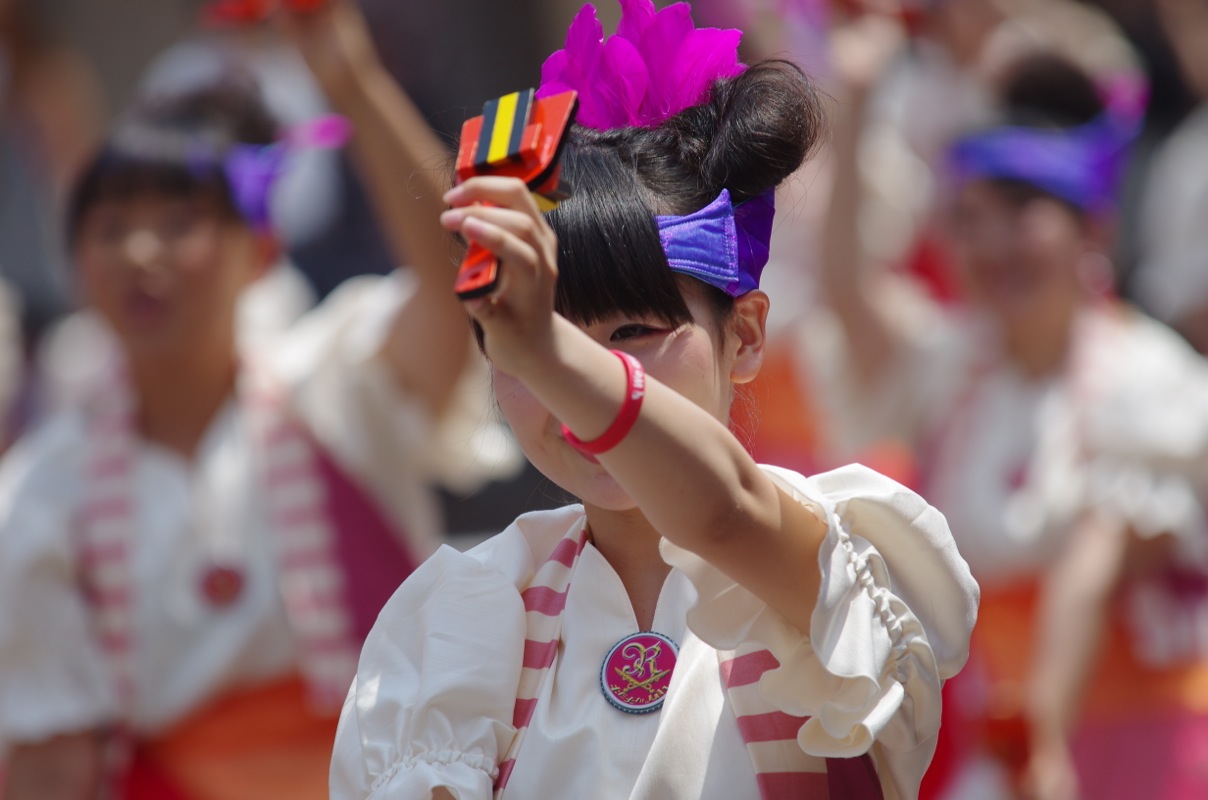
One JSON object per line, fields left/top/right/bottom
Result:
{"left": 494, "top": 285, "right": 765, "bottom": 511}
{"left": 74, "top": 192, "right": 268, "bottom": 359}
{"left": 946, "top": 180, "right": 1090, "bottom": 328}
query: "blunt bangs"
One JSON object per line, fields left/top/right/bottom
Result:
{"left": 547, "top": 140, "right": 692, "bottom": 329}
{"left": 67, "top": 130, "right": 238, "bottom": 243}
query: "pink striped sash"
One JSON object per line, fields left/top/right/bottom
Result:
{"left": 76, "top": 360, "right": 361, "bottom": 727}
{"left": 492, "top": 524, "right": 589, "bottom": 796}
{"left": 719, "top": 645, "right": 885, "bottom": 800}
{"left": 247, "top": 375, "right": 359, "bottom": 708}
{"left": 77, "top": 369, "right": 138, "bottom": 799}
{"left": 492, "top": 520, "right": 884, "bottom": 799}
{"left": 80, "top": 376, "right": 137, "bottom": 707}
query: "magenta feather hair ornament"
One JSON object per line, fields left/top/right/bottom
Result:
{"left": 537, "top": 0, "right": 745, "bottom": 130}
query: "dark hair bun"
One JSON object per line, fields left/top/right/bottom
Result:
{"left": 127, "top": 72, "right": 279, "bottom": 147}
{"left": 543, "top": 59, "right": 827, "bottom": 332}
{"left": 999, "top": 52, "right": 1105, "bottom": 129}
{"left": 630, "top": 59, "right": 824, "bottom": 212}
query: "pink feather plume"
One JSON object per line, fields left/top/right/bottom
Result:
{"left": 537, "top": 0, "right": 745, "bottom": 130}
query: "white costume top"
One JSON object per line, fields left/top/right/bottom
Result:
{"left": 800, "top": 301, "right": 1208, "bottom": 587}
{"left": 0, "top": 272, "right": 513, "bottom": 745}
{"left": 1134, "top": 104, "right": 1208, "bottom": 328}
{"left": 331, "top": 464, "right": 978, "bottom": 800}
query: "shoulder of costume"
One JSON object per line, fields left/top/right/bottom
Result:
{"left": 0, "top": 412, "right": 91, "bottom": 559}
{"left": 463, "top": 504, "right": 587, "bottom": 587}
{"left": 1110, "top": 304, "right": 1205, "bottom": 371}
{"left": 756, "top": 463, "right": 827, "bottom": 506}
{"left": 0, "top": 411, "right": 89, "bottom": 489}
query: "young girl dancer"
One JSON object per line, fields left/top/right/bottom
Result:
{"left": 330, "top": 2, "right": 978, "bottom": 798}
{"left": 0, "top": 4, "right": 496, "bottom": 798}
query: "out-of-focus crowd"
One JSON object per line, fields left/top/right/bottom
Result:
{"left": 1, "top": 1, "right": 1208, "bottom": 799}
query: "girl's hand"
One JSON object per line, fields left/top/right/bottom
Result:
{"left": 1019, "top": 736, "right": 1080, "bottom": 800}
{"left": 829, "top": 10, "right": 907, "bottom": 99}
{"left": 278, "top": 0, "right": 384, "bottom": 99}
{"left": 440, "top": 176, "right": 561, "bottom": 378}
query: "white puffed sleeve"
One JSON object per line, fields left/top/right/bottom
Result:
{"left": 1075, "top": 312, "right": 1208, "bottom": 557}
{"left": 659, "top": 463, "right": 978, "bottom": 799}
{"left": 0, "top": 417, "right": 116, "bottom": 750}
{"left": 330, "top": 546, "right": 526, "bottom": 799}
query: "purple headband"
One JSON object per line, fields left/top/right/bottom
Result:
{"left": 656, "top": 188, "right": 774, "bottom": 297}
{"left": 193, "top": 114, "right": 351, "bottom": 232}
{"left": 947, "top": 77, "right": 1146, "bottom": 214}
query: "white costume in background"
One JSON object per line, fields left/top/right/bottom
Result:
{"left": 0, "top": 272, "right": 517, "bottom": 747}
{"left": 796, "top": 302, "right": 1208, "bottom": 799}
{"left": 800, "top": 302, "right": 1208, "bottom": 586}
{"left": 1134, "top": 104, "right": 1208, "bottom": 332}
{"left": 331, "top": 464, "right": 978, "bottom": 800}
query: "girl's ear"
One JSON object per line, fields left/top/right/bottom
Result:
{"left": 729, "top": 290, "right": 769, "bottom": 385}
{"left": 1076, "top": 213, "right": 1116, "bottom": 297}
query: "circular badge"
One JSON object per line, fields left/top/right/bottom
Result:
{"left": 200, "top": 565, "right": 245, "bottom": 608}
{"left": 600, "top": 631, "right": 678, "bottom": 714}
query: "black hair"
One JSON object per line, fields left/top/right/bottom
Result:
{"left": 1000, "top": 51, "right": 1105, "bottom": 130}
{"left": 471, "top": 59, "right": 823, "bottom": 350}
{"left": 977, "top": 51, "right": 1109, "bottom": 215}
{"left": 67, "top": 74, "right": 279, "bottom": 243}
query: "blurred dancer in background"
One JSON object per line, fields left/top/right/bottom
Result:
{"left": 807, "top": 9, "right": 1208, "bottom": 798}
{"left": 0, "top": 0, "right": 102, "bottom": 338}
{"left": 0, "top": 3, "right": 506, "bottom": 798}
{"left": 1132, "top": 0, "right": 1208, "bottom": 356}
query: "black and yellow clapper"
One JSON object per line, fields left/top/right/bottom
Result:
{"left": 453, "top": 88, "right": 578, "bottom": 299}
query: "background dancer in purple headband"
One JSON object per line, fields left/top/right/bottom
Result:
{"left": 806, "top": 13, "right": 1208, "bottom": 799}
{"left": 0, "top": 3, "right": 507, "bottom": 798}
{"left": 330, "top": 2, "right": 977, "bottom": 798}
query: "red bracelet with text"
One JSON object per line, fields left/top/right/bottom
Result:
{"left": 561, "top": 350, "right": 645, "bottom": 455}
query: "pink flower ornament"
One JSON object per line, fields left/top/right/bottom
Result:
{"left": 537, "top": 0, "right": 745, "bottom": 130}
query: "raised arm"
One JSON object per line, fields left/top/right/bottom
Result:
{"left": 284, "top": 1, "right": 468, "bottom": 419}
{"left": 443, "top": 176, "right": 831, "bottom": 633}
{"left": 818, "top": 16, "right": 911, "bottom": 383}
{"left": 1022, "top": 511, "right": 1177, "bottom": 800}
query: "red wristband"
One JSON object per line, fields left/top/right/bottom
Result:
{"left": 560, "top": 350, "right": 646, "bottom": 455}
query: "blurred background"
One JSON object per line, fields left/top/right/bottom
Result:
{"left": 3, "top": 1, "right": 1208, "bottom": 798}
{"left": 0, "top": 0, "right": 1203, "bottom": 529}
{"left": 0, "top": 0, "right": 605, "bottom": 540}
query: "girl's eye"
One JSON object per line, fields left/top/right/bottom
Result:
{"left": 82, "top": 211, "right": 126, "bottom": 245}
{"left": 94, "top": 220, "right": 127, "bottom": 245}
{"left": 610, "top": 324, "right": 661, "bottom": 342}
{"left": 159, "top": 205, "right": 204, "bottom": 240}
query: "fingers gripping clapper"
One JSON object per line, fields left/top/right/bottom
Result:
{"left": 452, "top": 89, "right": 578, "bottom": 299}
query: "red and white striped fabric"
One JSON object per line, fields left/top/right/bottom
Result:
{"left": 246, "top": 373, "right": 359, "bottom": 709}
{"left": 719, "top": 646, "right": 884, "bottom": 799}
{"left": 78, "top": 368, "right": 139, "bottom": 799}
{"left": 493, "top": 523, "right": 884, "bottom": 800}
{"left": 493, "top": 526, "right": 589, "bottom": 796}
{"left": 79, "top": 372, "right": 138, "bottom": 709}
{"left": 77, "top": 362, "right": 360, "bottom": 726}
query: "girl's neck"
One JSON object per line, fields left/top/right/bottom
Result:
{"left": 583, "top": 505, "right": 672, "bottom": 632}
{"left": 1001, "top": 304, "right": 1078, "bottom": 380}
{"left": 128, "top": 341, "right": 240, "bottom": 459}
